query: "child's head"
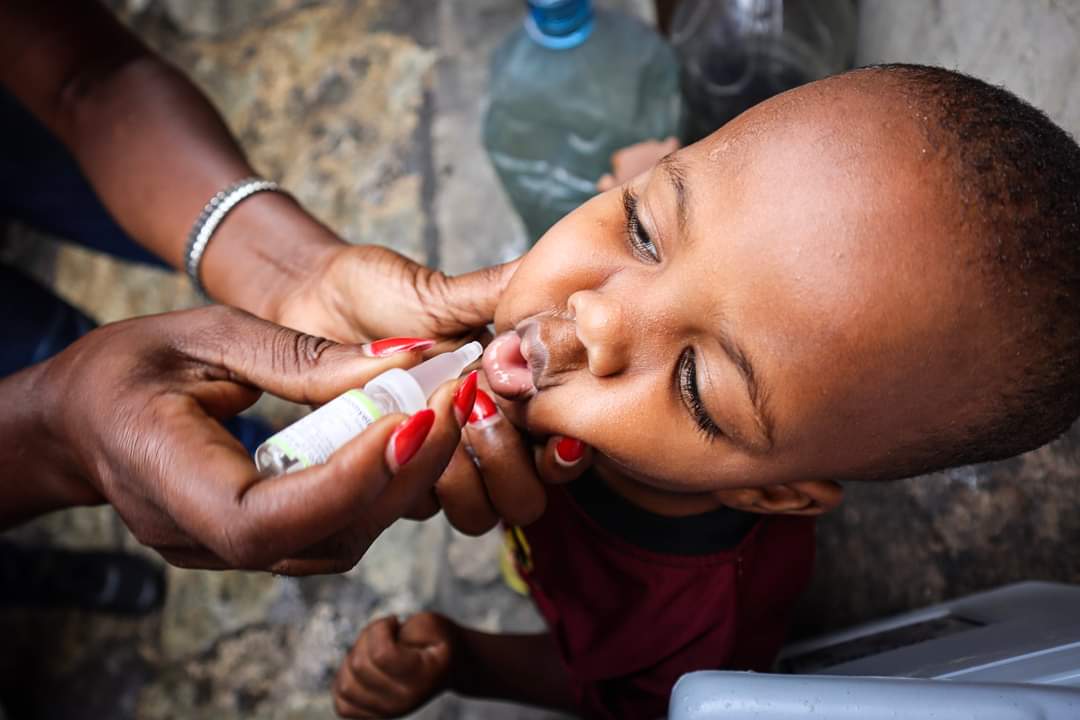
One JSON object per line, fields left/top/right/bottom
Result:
{"left": 481, "top": 64, "right": 1080, "bottom": 503}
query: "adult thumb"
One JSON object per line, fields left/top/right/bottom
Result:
{"left": 428, "top": 258, "right": 521, "bottom": 332}
{"left": 179, "top": 305, "right": 420, "bottom": 406}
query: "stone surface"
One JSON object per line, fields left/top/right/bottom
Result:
{"left": 3, "top": 0, "right": 1080, "bottom": 718}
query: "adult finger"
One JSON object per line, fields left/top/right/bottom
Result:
{"left": 433, "top": 445, "right": 499, "bottom": 536}
{"left": 176, "top": 305, "right": 423, "bottom": 407}
{"left": 420, "top": 258, "right": 521, "bottom": 332}
{"left": 401, "top": 489, "right": 441, "bottom": 522}
{"left": 346, "top": 378, "right": 466, "bottom": 537}
{"left": 462, "top": 390, "right": 546, "bottom": 526}
{"left": 273, "top": 376, "right": 479, "bottom": 573}
{"left": 534, "top": 435, "right": 594, "bottom": 485}
{"left": 158, "top": 399, "right": 406, "bottom": 569}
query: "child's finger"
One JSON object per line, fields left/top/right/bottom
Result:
{"left": 344, "top": 622, "right": 413, "bottom": 711}
{"left": 535, "top": 435, "right": 593, "bottom": 485}
{"left": 328, "top": 669, "right": 371, "bottom": 720}
{"left": 365, "top": 614, "right": 425, "bottom": 680}
{"left": 401, "top": 487, "right": 441, "bottom": 521}
{"left": 331, "top": 683, "right": 369, "bottom": 719}
{"left": 399, "top": 613, "right": 453, "bottom": 680}
{"left": 334, "top": 676, "right": 395, "bottom": 718}
{"left": 334, "top": 658, "right": 385, "bottom": 717}
{"left": 399, "top": 611, "right": 453, "bottom": 650}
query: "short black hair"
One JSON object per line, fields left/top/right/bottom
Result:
{"left": 852, "top": 64, "right": 1080, "bottom": 480}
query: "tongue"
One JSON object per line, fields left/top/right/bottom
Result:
{"left": 482, "top": 331, "right": 536, "bottom": 399}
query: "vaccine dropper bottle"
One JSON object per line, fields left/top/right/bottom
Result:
{"left": 255, "top": 341, "right": 483, "bottom": 476}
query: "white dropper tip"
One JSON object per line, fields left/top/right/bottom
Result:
{"left": 456, "top": 341, "right": 483, "bottom": 366}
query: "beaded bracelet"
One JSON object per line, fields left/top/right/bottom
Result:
{"left": 184, "top": 177, "right": 284, "bottom": 296}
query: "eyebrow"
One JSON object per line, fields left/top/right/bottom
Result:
{"left": 657, "top": 153, "right": 690, "bottom": 234}
{"left": 656, "top": 154, "right": 775, "bottom": 451}
{"left": 716, "top": 328, "right": 775, "bottom": 451}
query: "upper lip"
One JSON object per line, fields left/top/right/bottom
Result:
{"left": 517, "top": 320, "right": 549, "bottom": 389}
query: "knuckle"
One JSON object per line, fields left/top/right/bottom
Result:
{"left": 272, "top": 326, "right": 336, "bottom": 376}
{"left": 191, "top": 304, "right": 239, "bottom": 334}
{"left": 370, "top": 641, "right": 399, "bottom": 671}
{"left": 348, "top": 647, "right": 368, "bottom": 674}
{"left": 333, "top": 695, "right": 356, "bottom": 718}
{"left": 215, "top": 521, "right": 271, "bottom": 569}
{"left": 414, "top": 269, "right": 462, "bottom": 328}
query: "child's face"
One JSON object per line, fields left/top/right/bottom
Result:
{"left": 483, "top": 78, "right": 1001, "bottom": 498}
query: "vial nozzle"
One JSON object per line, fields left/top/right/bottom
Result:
{"left": 454, "top": 340, "right": 484, "bottom": 366}
{"left": 363, "top": 340, "right": 483, "bottom": 416}
{"left": 405, "top": 341, "right": 483, "bottom": 399}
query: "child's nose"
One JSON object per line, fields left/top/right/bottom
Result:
{"left": 568, "top": 289, "right": 630, "bottom": 377}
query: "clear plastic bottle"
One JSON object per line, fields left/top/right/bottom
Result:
{"left": 482, "top": 0, "right": 682, "bottom": 243}
{"left": 671, "top": 0, "right": 857, "bottom": 142}
{"left": 254, "top": 342, "right": 483, "bottom": 476}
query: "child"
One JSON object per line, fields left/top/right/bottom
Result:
{"left": 331, "top": 64, "right": 1080, "bottom": 719}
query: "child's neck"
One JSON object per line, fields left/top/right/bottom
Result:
{"left": 593, "top": 460, "right": 728, "bottom": 518}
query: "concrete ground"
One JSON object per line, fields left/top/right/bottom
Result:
{"left": 2, "top": 1, "right": 1079, "bottom": 718}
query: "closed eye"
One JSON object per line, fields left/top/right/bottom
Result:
{"left": 622, "top": 188, "right": 660, "bottom": 263}
{"left": 678, "top": 348, "right": 722, "bottom": 440}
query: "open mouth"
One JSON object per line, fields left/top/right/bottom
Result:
{"left": 482, "top": 329, "right": 538, "bottom": 400}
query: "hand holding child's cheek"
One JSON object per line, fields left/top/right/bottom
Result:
{"left": 535, "top": 435, "right": 593, "bottom": 485}
{"left": 411, "top": 381, "right": 594, "bottom": 534}
{"left": 334, "top": 613, "right": 455, "bottom": 719}
{"left": 461, "top": 388, "right": 548, "bottom": 527}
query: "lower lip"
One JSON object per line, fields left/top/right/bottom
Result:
{"left": 482, "top": 331, "right": 537, "bottom": 400}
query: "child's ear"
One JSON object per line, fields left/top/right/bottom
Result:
{"left": 714, "top": 480, "right": 843, "bottom": 516}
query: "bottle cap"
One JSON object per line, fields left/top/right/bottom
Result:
{"left": 364, "top": 341, "right": 483, "bottom": 415}
{"left": 525, "top": 0, "right": 594, "bottom": 49}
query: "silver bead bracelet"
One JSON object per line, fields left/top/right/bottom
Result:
{"left": 184, "top": 177, "right": 284, "bottom": 296}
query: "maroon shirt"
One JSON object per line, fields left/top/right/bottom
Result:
{"left": 512, "top": 478, "right": 816, "bottom": 719}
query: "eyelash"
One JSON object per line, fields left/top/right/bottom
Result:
{"left": 622, "top": 188, "right": 660, "bottom": 263}
{"left": 678, "top": 349, "right": 722, "bottom": 440}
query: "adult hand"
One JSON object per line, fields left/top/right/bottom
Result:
{"left": 265, "top": 242, "right": 518, "bottom": 349}
{"left": 407, "top": 381, "right": 595, "bottom": 536}
{"left": 2, "top": 305, "right": 474, "bottom": 574}
{"left": 228, "top": 237, "right": 582, "bottom": 535}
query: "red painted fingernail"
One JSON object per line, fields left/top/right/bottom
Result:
{"left": 362, "top": 337, "right": 436, "bottom": 358}
{"left": 468, "top": 389, "right": 498, "bottom": 426}
{"left": 554, "top": 436, "right": 584, "bottom": 467}
{"left": 453, "top": 371, "right": 479, "bottom": 427}
{"left": 387, "top": 409, "right": 436, "bottom": 470}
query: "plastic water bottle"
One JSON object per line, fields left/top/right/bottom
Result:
{"left": 254, "top": 342, "right": 482, "bottom": 476}
{"left": 671, "top": 0, "right": 857, "bottom": 142}
{"left": 483, "top": 0, "right": 682, "bottom": 242}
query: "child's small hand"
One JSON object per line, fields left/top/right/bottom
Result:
{"left": 333, "top": 613, "right": 456, "bottom": 719}
{"left": 596, "top": 136, "right": 681, "bottom": 191}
